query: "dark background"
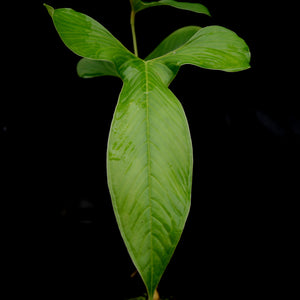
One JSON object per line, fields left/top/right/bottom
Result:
{"left": 2, "top": 0, "right": 298, "bottom": 299}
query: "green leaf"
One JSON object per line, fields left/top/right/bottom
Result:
{"left": 132, "top": 0, "right": 210, "bottom": 16}
{"left": 153, "top": 25, "right": 251, "bottom": 72}
{"left": 44, "top": 4, "right": 134, "bottom": 65}
{"left": 77, "top": 58, "right": 120, "bottom": 78}
{"left": 107, "top": 58, "right": 193, "bottom": 300}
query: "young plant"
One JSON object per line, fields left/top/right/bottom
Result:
{"left": 44, "top": 1, "right": 250, "bottom": 299}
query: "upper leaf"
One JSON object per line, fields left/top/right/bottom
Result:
{"left": 131, "top": 0, "right": 210, "bottom": 16}
{"left": 153, "top": 25, "right": 251, "bottom": 72}
{"left": 44, "top": 4, "right": 135, "bottom": 66}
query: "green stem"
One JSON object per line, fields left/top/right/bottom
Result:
{"left": 130, "top": 10, "right": 139, "bottom": 57}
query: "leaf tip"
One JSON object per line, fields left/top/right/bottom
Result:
{"left": 43, "top": 3, "right": 54, "bottom": 17}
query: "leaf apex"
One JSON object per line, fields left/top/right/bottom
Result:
{"left": 43, "top": 3, "right": 54, "bottom": 17}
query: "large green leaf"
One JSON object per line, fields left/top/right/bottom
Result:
{"left": 153, "top": 25, "right": 251, "bottom": 72}
{"left": 107, "top": 58, "right": 193, "bottom": 300}
{"left": 131, "top": 0, "right": 210, "bottom": 15}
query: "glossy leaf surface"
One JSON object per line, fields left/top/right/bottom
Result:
{"left": 154, "top": 25, "right": 251, "bottom": 72}
{"left": 107, "top": 59, "right": 193, "bottom": 299}
{"left": 44, "top": 4, "right": 134, "bottom": 65}
{"left": 131, "top": 0, "right": 210, "bottom": 15}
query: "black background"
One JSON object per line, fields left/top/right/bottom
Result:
{"left": 2, "top": 0, "right": 298, "bottom": 299}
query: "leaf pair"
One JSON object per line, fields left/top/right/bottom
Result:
{"left": 77, "top": 24, "right": 250, "bottom": 81}
{"left": 44, "top": 2, "right": 250, "bottom": 300}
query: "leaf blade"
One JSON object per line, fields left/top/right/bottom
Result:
{"left": 154, "top": 25, "right": 251, "bottom": 72}
{"left": 44, "top": 4, "right": 134, "bottom": 65}
{"left": 107, "top": 59, "right": 193, "bottom": 299}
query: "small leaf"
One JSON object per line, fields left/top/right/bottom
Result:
{"left": 154, "top": 25, "right": 251, "bottom": 72}
{"left": 77, "top": 58, "right": 120, "bottom": 78}
{"left": 132, "top": 0, "right": 210, "bottom": 16}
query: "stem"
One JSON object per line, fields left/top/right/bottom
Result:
{"left": 153, "top": 289, "right": 160, "bottom": 300}
{"left": 130, "top": 10, "right": 139, "bottom": 57}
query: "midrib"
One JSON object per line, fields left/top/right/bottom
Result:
{"left": 144, "top": 61, "right": 154, "bottom": 294}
